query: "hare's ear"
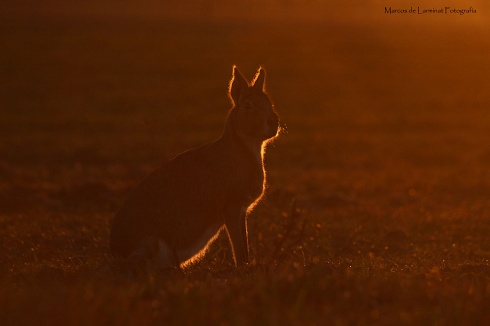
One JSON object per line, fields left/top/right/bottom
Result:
{"left": 252, "top": 67, "right": 265, "bottom": 92}
{"left": 229, "top": 66, "right": 248, "bottom": 105}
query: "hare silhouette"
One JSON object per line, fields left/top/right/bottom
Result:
{"left": 110, "top": 66, "right": 280, "bottom": 269}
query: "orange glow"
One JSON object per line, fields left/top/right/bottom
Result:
{"left": 1, "top": 1, "right": 490, "bottom": 325}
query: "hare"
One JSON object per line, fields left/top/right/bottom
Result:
{"left": 110, "top": 66, "right": 280, "bottom": 269}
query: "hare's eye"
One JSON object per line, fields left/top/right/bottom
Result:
{"left": 243, "top": 101, "right": 252, "bottom": 110}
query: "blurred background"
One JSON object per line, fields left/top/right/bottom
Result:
{"left": 1, "top": 0, "right": 490, "bottom": 215}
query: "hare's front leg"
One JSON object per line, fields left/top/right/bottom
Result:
{"left": 224, "top": 205, "right": 249, "bottom": 265}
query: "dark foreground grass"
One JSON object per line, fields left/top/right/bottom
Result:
{"left": 1, "top": 1, "right": 490, "bottom": 325}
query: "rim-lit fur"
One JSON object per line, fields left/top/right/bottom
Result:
{"left": 110, "top": 66, "right": 280, "bottom": 269}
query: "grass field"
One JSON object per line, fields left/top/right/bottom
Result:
{"left": 1, "top": 1, "right": 490, "bottom": 325}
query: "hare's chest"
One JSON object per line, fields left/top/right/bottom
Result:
{"left": 251, "top": 172, "right": 264, "bottom": 197}
{"left": 225, "top": 165, "right": 263, "bottom": 204}
{"left": 242, "top": 166, "right": 264, "bottom": 203}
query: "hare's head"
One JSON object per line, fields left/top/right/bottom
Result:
{"left": 228, "top": 66, "right": 280, "bottom": 142}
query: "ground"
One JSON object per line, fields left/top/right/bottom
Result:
{"left": 1, "top": 1, "right": 489, "bottom": 325}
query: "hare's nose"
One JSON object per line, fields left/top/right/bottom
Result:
{"left": 267, "top": 116, "right": 279, "bottom": 128}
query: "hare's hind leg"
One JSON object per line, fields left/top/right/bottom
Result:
{"left": 125, "top": 237, "right": 179, "bottom": 270}
{"left": 157, "top": 240, "right": 182, "bottom": 270}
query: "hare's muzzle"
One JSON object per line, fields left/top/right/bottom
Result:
{"left": 266, "top": 114, "right": 280, "bottom": 138}
{"left": 267, "top": 115, "right": 279, "bottom": 130}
